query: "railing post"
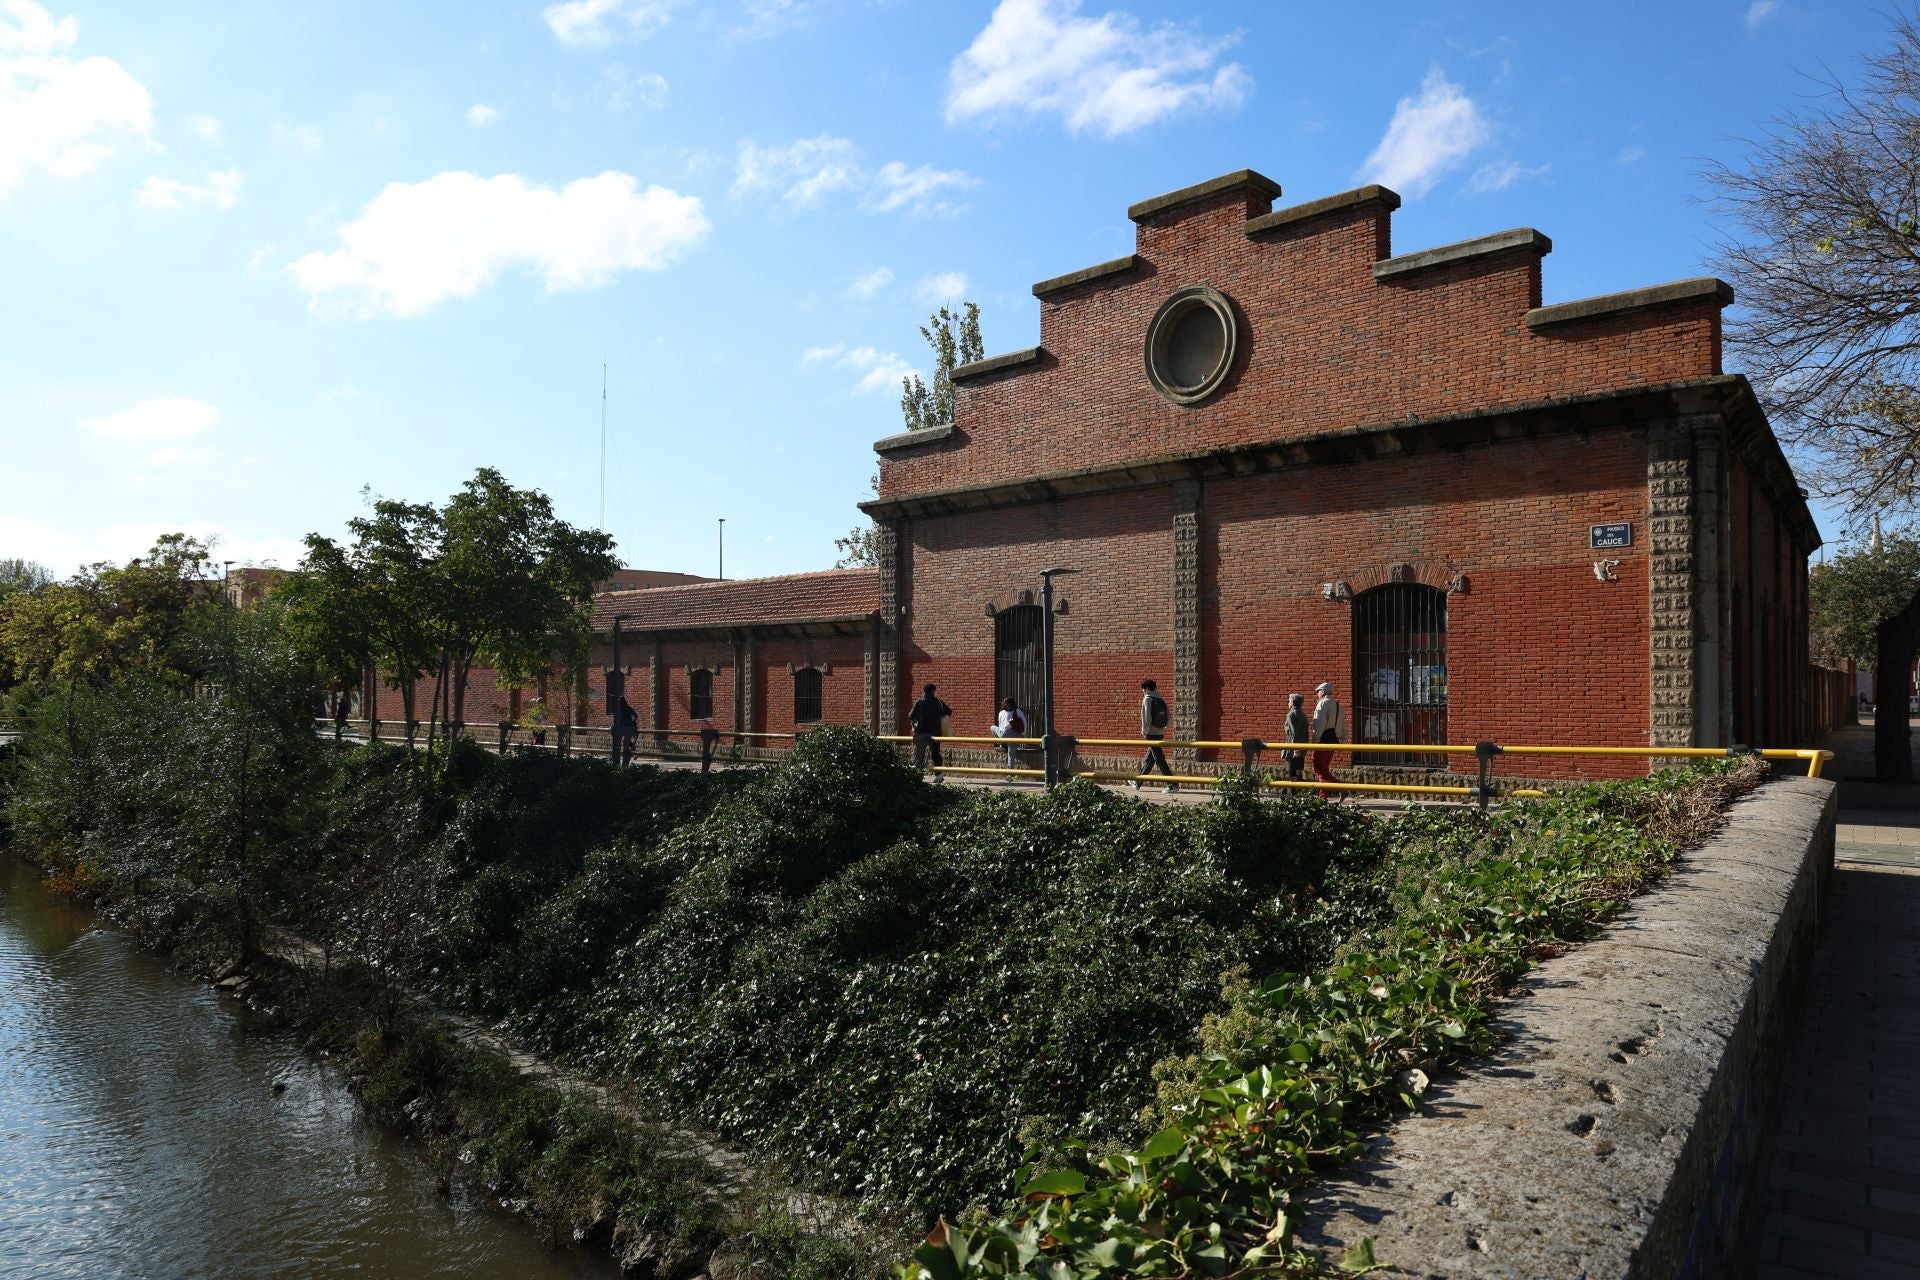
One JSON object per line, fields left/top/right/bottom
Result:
{"left": 1240, "top": 738, "right": 1266, "bottom": 775}
{"left": 1474, "top": 741, "right": 1502, "bottom": 812}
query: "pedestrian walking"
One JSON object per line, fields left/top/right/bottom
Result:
{"left": 616, "top": 697, "right": 639, "bottom": 766}
{"left": 1283, "top": 691, "right": 1310, "bottom": 782}
{"left": 1311, "top": 681, "right": 1345, "bottom": 799}
{"left": 1134, "top": 678, "right": 1176, "bottom": 793}
{"left": 992, "top": 697, "right": 1027, "bottom": 771}
{"left": 909, "top": 683, "right": 952, "bottom": 771}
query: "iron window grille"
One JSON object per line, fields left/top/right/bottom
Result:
{"left": 994, "top": 604, "right": 1046, "bottom": 731}
{"left": 1351, "top": 584, "right": 1448, "bottom": 768}
{"left": 793, "top": 667, "right": 823, "bottom": 724}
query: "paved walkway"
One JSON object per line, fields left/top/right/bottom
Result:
{"left": 1757, "top": 715, "right": 1920, "bottom": 1278}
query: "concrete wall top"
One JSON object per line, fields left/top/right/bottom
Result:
{"left": 1297, "top": 775, "right": 1838, "bottom": 1278}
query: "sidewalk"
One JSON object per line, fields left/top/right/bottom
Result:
{"left": 1755, "top": 714, "right": 1920, "bottom": 1278}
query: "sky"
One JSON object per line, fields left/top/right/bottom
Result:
{"left": 0, "top": 0, "right": 1898, "bottom": 580}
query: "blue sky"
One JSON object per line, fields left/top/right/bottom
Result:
{"left": 0, "top": 0, "right": 1891, "bottom": 578}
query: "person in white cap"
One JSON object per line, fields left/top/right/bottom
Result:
{"left": 1310, "top": 681, "right": 1345, "bottom": 798}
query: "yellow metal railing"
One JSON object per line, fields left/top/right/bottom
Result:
{"left": 878, "top": 731, "right": 1833, "bottom": 800}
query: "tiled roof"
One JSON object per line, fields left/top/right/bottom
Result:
{"left": 591, "top": 567, "right": 879, "bottom": 631}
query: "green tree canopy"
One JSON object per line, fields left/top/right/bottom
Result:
{"left": 1811, "top": 531, "right": 1920, "bottom": 667}
{"left": 0, "top": 534, "right": 215, "bottom": 690}
{"left": 837, "top": 302, "right": 987, "bottom": 567}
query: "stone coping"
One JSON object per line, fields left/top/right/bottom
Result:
{"left": 1127, "top": 168, "right": 1282, "bottom": 222}
{"left": 1298, "top": 775, "right": 1838, "bottom": 1278}
{"left": 1032, "top": 254, "right": 1140, "bottom": 298}
{"left": 1372, "top": 228, "right": 1552, "bottom": 281}
{"left": 1244, "top": 183, "right": 1401, "bottom": 236}
{"left": 951, "top": 345, "right": 1045, "bottom": 383}
{"left": 1527, "top": 277, "right": 1735, "bottom": 330}
{"left": 873, "top": 421, "right": 954, "bottom": 452}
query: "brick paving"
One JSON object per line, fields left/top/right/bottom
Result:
{"left": 1757, "top": 716, "right": 1920, "bottom": 1278}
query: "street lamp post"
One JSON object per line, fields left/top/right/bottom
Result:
{"left": 1039, "top": 566, "right": 1079, "bottom": 788}
{"left": 609, "top": 614, "right": 633, "bottom": 764}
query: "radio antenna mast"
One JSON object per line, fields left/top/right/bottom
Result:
{"left": 598, "top": 358, "right": 608, "bottom": 530}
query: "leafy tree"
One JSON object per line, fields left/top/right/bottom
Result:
{"left": 1811, "top": 530, "right": 1920, "bottom": 779}
{"left": 835, "top": 303, "right": 987, "bottom": 566}
{"left": 833, "top": 471, "right": 881, "bottom": 569}
{"left": 283, "top": 498, "right": 442, "bottom": 732}
{"left": 0, "top": 558, "right": 51, "bottom": 595}
{"left": 0, "top": 534, "right": 215, "bottom": 690}
{"left": 1706, "top": 13, "right": 1920, "bottom": 517}
{"left": 898, "top": 301, "right": 985, "bottom": 431}
{"left": 436, "top": 467, "right": 618, "bottom": 732}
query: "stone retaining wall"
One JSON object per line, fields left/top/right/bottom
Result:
{"left": 1298, "top": 775, "right": 1838, "bottom": 1278}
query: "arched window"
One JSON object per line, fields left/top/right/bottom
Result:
{"left": 689, "top": 668, "right": 714, "bottom": 721}
{"left": 1352, "top": 584, "right": 1448, "bottom": 766}
{"left": 995, "top": 604, "right": 1045, "bottom": 729}
{"left": 793, "top": 667, "right": 823, "bottom": 724}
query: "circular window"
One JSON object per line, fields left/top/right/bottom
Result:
{"left": 1145, "top": 285, "right": 1238, "bottom": 406}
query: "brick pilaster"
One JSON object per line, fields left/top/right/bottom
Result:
{"left": 1172, "top": 478, "right": 1202, "bottom": 766}
{"left": 1648, "top": 420, "right": 1698, "bottom": 754}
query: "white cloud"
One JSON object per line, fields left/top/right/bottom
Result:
{"left": 802, "top": 342, "right": 919, "bottom": 395}
{"left": 82, "top": 396, "right": 219, "bottom": 441}
{"left": 1745, "top": 0, "right": 1779, "bottom": 30}
{"left": 543, "top": 0, "right": 673, "bottom": 47}
{"left": 136, "top": 167, "right": 242, "bottom": 212}
{"left": 290, "top": 170, "right": 710, "bottom": 318}
{"left": 1616, "top": 144, "right": 1648, "bottom": 166}
{"left": 868, "top": 160, "right": 978, "bottom": 215}
{"left": 1466, "top": 158, "right": 1547, "bottom": 195}
{"left": 246, "top": 245, "right": 277, "bottom": 274}
{"left": 467, "top": 102, "right": 502, "bottom": 127}
{"left": 141, "top": 444, "right": 218, "bottom": 467}
{"left": 734, "top": 134, "right": 860, "bottom": 208}
{"left": 915, "top": 271, "right": 969, "bottom": 303}
{"left": 317, "top": 383, "right": 360, "bottom": 404}
{"left": 732, "top": 0, "right": 813, "bottom": 39}
{"left": 604, "top": 63, "right": 667, "bottom": 111}
{"left": 734, "top": 135, "right": 977, "bottom": 215}
{"left": 1357, "top": 68, "right": 1491, "bottom": 198}
{"left": 946, "top": 0, "right": 1250, "bottom": 138}
{"left": 0, "top": 514, "right": 305, "bottom": 577}
{"left": 190, "top": 113, "right": 221, "bottom": 141}
{"left": 0, "top": 0, "right": 155, "bottom": 197}
{"left": 847, "top": 266, "right": 893, "bottom": 300}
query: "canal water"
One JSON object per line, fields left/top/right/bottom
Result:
{"left": 0, "top": 857, "right": 620, "bottom": 1279}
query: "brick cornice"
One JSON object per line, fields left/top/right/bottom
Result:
{"left": 862, "top": 377, "right": 1786, "bottom": 521}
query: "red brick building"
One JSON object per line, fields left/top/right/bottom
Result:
{"left": 862, "top": 170, "right": 1818, "bottom": 775}
{"left": 389, "top": 169, "right": 1821, "bottom": 776}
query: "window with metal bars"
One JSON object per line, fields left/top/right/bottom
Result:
{"left": 689, "top": 668, "right": 714, "bottom": 721}
{"left": 793, "top": 667, "right": 822, "bottom": 724}
{"left": 994, "top": 605, "right": 1046, "bottom": 730}
{"left": 1351, "top": 584, "right": 1448, "bottom": 767}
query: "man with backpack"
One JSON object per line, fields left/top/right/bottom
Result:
{"left": 908, "top": 682, "right": 952, "bottom": 772}
{"left": 1134, "top": 678, "right": 1176, "bottom": 793}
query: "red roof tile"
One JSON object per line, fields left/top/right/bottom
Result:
{"left": 591, "top": 567, "right": 879, "bottom": 631}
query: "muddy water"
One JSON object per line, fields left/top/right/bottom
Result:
{"left": 0, "top": 857, "right": 620, "bottom": 1279}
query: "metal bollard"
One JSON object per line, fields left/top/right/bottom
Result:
{"left": 699, "top": 726, "right": 722, "bottom": 773}
{"left": 1473, "top": 741, "right": 1503, "bottom": 811}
